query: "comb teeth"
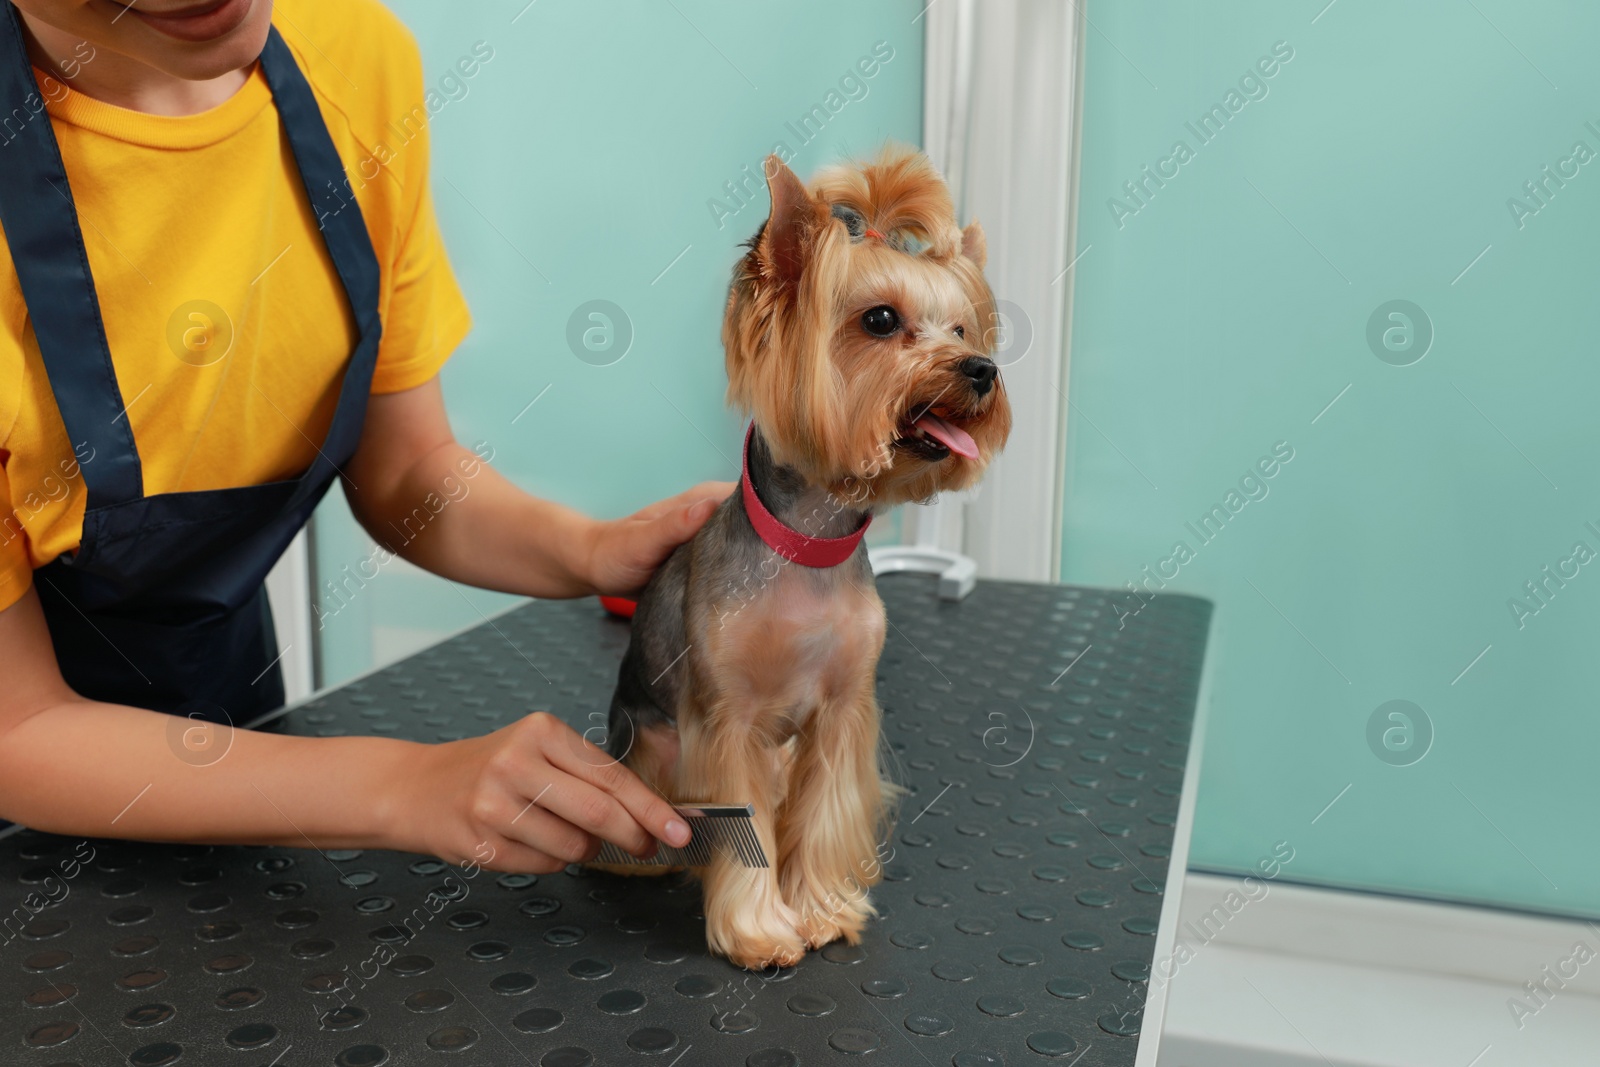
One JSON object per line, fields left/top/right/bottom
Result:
{"left": 594, "top": 804, "right": 769, "bottom": 868}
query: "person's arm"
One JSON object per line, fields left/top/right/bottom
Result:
{"left": 342, "top": 375, "right": 732, "bottom": 598}
{"left": 0, "top": 373, "right": 728, "bottom": 858}
{"left": 0, "top": 587, "right": 692, "bottom": 868}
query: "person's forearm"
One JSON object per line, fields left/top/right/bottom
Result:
{"left": 348, "top": 439, "right": 600, "bottom": 599}
{"left": 0, "top": 698, "right": 423, "bottom": 851}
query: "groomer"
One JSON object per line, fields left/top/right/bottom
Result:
{"left": 0, "top": 0, "right": 722, "bottom": 870}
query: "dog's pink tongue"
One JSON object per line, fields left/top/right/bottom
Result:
{"left": 914, "top": 412, "right": 978, "bottom": 459}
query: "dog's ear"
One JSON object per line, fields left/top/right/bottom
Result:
{"left": 960, "top": 221, "right": 987, "bottom": 270}
{"left": 759, "top": 155, "right": 828, "bottom": 287}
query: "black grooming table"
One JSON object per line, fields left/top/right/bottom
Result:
{"left": 2, "top": 575, "right": 1210, "bottom": 1067}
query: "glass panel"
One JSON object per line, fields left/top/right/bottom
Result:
{"left": 1066, "top": 3, "right": 1597, "bottom": 917}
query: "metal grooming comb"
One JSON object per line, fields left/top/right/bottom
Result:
{"left": 594, "top": 803, "right": 768, "bottom": 868}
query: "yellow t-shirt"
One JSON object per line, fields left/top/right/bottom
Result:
{"left": 0, "top": 0, "right": 472, "bottom": 612}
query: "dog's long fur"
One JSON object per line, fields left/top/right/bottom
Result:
{"left": 605, "top": 147, "right": 1011, "bottom": 968}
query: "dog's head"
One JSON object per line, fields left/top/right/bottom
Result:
{"left": 723, "top": 147, "right": 1012, "bottom": 506}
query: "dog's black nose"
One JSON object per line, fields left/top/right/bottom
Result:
{"left": 960, "top": 356, "right": 998, "bottom": 395}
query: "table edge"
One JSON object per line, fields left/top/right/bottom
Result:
{"left": 1134, "top": 602, "right": 1218, "bottom": 1063}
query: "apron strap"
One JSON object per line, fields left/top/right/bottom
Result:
{"left": 258, "top": 26, "right": 382, "bottom": 339}
{"left": 0, "top": 3, "right": 142, "bottom": 507}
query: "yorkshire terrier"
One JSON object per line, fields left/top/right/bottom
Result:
{"left": 604, "top": 147, "right": 1011, "bottom": 969}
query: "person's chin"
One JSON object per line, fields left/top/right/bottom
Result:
{"left": 164, "top": 42, "right": 267, "bottom": 81}
{"left": 143, "top": 5, "right": 274, "bottom": 82}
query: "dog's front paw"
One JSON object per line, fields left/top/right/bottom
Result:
{"left": 792, "top": 889, "right": 874, "bottom": 950}
{"left": 720, "top": 931, "right": 808, "bottom": 970}
{"left": 797, "top": 915, "right": 847, "bottom": 951}
{"left": 705, "top": 894, "right": 807, "bottom": 970}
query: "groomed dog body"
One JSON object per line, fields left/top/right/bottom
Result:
{"left": 605, "top": 148, "right": 1011, "bottom": 969}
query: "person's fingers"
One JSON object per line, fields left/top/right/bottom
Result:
{"left": 631, "top": 481, "right": 735, "bottom": 523}
{"left": 464, "top": 767, "right": 599, "bottom": 866}
{"left": 687, "top": 479, "right": 736, "bottom": 502}
{"left": 677, "top": 496, "right": 718, "bottom": 536}
{"left": 473, "top": 830, "right": 571, "bottom": 875}
{"left": 652, "top": 482, "right": 733, "bottom": 547}
{"left": 543, "top": 730, "right": 690, "bottom": 849}
{"left": 515, "top": 799, "right": 601, "bottom": 870}
{"left": 536, "top": 778, "right": 657, "bottom": 859}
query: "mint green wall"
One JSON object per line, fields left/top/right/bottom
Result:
{"left": 314, "top": 1, "right": 922, "bottom": 683}
{"left": 1065, "top": 2, "right": 1600, "bottom": 917}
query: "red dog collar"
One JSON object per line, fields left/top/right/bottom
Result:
{"left": 741, "top": 424, "right": 871, "bottom": 567}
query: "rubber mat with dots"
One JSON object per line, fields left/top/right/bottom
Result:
{"left": 1, "top": 575, "right": 1210, "bottom": 1067}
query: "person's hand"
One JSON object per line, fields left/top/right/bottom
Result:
{"left": 393, "top": 712, "right": 691, "bottom": 873}
{"left": 583, "top": 481, "right": 734, "bottom": 596}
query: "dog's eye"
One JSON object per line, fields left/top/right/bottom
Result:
{"left": 861, "top": 305, "right": 901, "bottom": 337}
{"left": 953, "top": 325, "right": 965, "bottom": 339}
{"left": 831, "top": 203, "right": 867, "bottom": 239}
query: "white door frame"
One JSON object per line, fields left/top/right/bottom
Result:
{"left": 263, "top": 528, "right": 315, "bottom": 703}
{"left": 903, "top": 0, "right": 1086, "bottom": 584}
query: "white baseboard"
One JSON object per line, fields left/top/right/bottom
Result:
{"left": 1159, "top": 873, "right": 1600, "bottom": 1067}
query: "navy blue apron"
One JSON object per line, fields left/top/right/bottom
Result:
{"left": 0, "top": 8, "right": 382, "bottom": 722}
